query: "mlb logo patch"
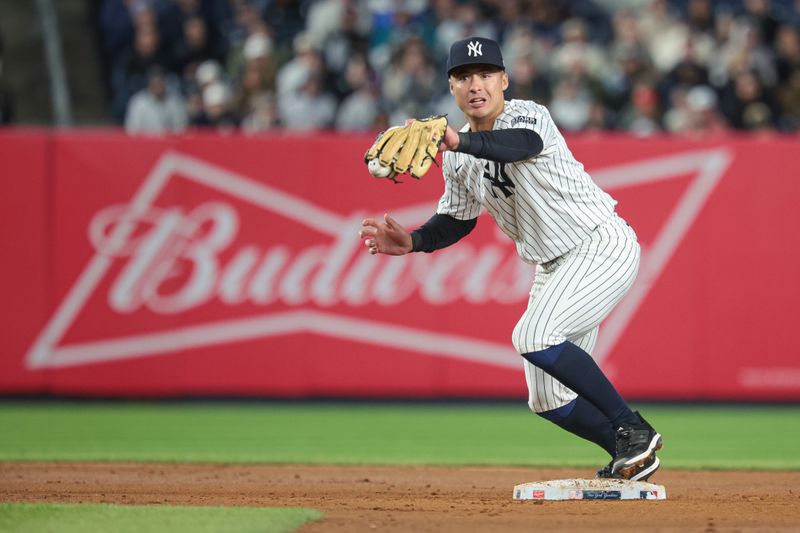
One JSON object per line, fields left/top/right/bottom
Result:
{"left": 532, "top": 490, "right": 545, "bottom": 499}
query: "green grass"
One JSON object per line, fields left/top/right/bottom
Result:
{"left": 0, "top": 402, "right": 798, "bottom": 469}
{"left": 0, "top": 503, "right": 321, "bottom": 533}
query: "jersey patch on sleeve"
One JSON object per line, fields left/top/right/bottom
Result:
{"left": 510, "top": 115, "right": 537, "bottom": 127}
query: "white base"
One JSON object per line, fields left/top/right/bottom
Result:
{"left": 513, "top": 478, "right": 666, "bottom": 501}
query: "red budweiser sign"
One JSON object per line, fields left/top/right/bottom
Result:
{"left": 2, "top": 132, "right": 799, "bottom": 400}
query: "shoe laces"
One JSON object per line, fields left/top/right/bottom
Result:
{"left": 615, "top": 425, "right": 647, "bottom": 454}
{"left": 615, "top": 425, "right": 632, "bottom": 445}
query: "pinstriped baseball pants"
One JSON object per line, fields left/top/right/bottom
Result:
{"left": 512, "top": 214, "right": 640, "bottom": 413}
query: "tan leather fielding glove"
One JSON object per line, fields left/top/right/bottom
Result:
{"left": 364, "top": 115, "right": 448, "bottom": 182}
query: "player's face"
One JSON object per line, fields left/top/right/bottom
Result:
{"left": 449, "top": 66, "right": 509, "bottom": 131}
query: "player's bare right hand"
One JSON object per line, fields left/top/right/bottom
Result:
{"left": 359, "top": 214, "right": 413, "bottom": 256}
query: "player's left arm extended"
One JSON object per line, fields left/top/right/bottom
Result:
{"left": 411, "top": 214, "right": 477, "bottom": 253}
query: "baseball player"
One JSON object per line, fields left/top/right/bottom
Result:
{"left": 359, "top": 37, "right": 663, "bottom": 480}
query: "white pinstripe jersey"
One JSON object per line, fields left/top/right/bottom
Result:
{"left": 438, "top": 99, "right": 617, "bottom": 264}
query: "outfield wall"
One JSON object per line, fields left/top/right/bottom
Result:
{"left": 1, "top": 130, "right": 798, "bottom": 400}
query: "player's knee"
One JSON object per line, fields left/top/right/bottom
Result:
{"left": 527, "top": 395, "right": 576, "bottom": 415}
{"left": 515, "top": 339, "right": 552, "bottom": 356}
{"left": 512, "top": 329, "right": 550, "bottom": 355}
{"left": 512, "top": 320, "right": 562, "bottom": 355}
{"left": 526, "top": 397, "right": 550, "bottom": 414}
{"left": 519, "top": 343, "right": 567, "bottom": 373}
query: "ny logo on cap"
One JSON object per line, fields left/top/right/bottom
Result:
{"left": 467, "top": 40, "right": 483, "bottom": 57}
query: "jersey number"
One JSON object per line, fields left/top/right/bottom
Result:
{"left": 483, "top": 162, "right": 515, "bottom": 199}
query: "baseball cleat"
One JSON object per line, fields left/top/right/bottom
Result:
{"left": 596, "top": 462, "right": 613, "bottom": 478}
{"left": 610, "top": 411, "right": 663, "bottom": 479}
{"left": 597, "top": 453, "right": 660, "bottom": 482}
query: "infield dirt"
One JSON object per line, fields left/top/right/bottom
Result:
{"left": 1, "top": 462, "right": 799, "bottom": 532}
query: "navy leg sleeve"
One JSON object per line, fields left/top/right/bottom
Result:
{"left": 523, "top": 341, "right": 638, "bottom": 428}
{"left": 537, "top": 397, "right": 616, "bottom": 457}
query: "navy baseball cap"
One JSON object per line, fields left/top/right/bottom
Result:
{"left": 446, "top": 37, "right": 505, "bottom": 75}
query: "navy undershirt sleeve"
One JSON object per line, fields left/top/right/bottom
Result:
{"left": 410, "top": 214, "right": 477, "bottom": 253}
{"left": 408, "top": 130, "right": 538, "bottom": 252}
{"left": 456, "top": 128, "right": 543, "bottom": 162}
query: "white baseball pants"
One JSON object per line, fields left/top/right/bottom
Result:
{"left": 512, "top": 214, "right": 640, "bottom": 413}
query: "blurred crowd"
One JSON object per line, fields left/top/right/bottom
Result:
{"left": 0, "top": 29, "right": 12, "bottom": 125}
{"left": 92, "top": 0, "right": 800, "bottom": 135}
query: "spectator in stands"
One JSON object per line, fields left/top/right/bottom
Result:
{"left": 304, "top": 0, "right": 345, "bottom": 51}
{"left": 711, "top": 17, "right": 776, "bottom": 91}
{"left": 741, "top": 0, "right": 780, "bottom": 46}
{"left": 185, "top": 85, "right": 205, "bottom": 125}
{"left": 158, "top": 0, "right": 204, "bottom": 49}
{"left": 278, "top": 68, "right": 337, "bottom": 130}
{"left": 431, "top": 0, "right": 461, "bottom": 58}
{"left": 194, "top": 81, "right": 238, "bottom": 130}
{"left": 506, "top": 53, "right": 551, "bottom": 106}
{"left": 312, "top": 0, "right": 370, "bottom": 83}
{"left": 171, "top": 15, "right": 224, "bottom": 77}
{"left": 660, "top": 39, "right": 710, "bottom": 97}
{"left": 617, "top": 82, "right": 662, "bottom": 136}
{"left": 684, "top": 0, "right": 718, "bottom": 66}
{"left": 687, "top": 0, "right": 715, "bottom": 35}
{"left": 501, "top": 26, "right": 550, "bottom": 82}
{"left": 232, "top": 32, "right": 276, "bottom": 118}
{"left": 334, "top": 53, "right": 379, "bottom": 131}
{"left": 276, "top": 32, "right": 322, "bottom": 98}
{"left": 525, "top": 0, "right": 570, "bottom": 41}
{"left": 0, "top": 30, "right": 13, "bottom": 125}
{"left": 222, "top": 0, "right": 267, "bottom": 55}
{"left": 370, "top": 0, "right": 437, "bottom": 72}
{"left": 381, "top": 36, "right": 438, "bottom": 123}
{"left": 195, "top": 58, "right": 224, "bottom": 90}
{"left": 124, "top": 66, "right": 188, "bottom": 134}
{"left": 775, "top": 24, "right": 800, "bottom": 83}
{"left": 638, "top": 0, "right": 688, "bottom": 75}
{"left": 96, "top": 0, "right": 139, "bottom": 94}
{"left": 550, "top": 18, "right": 607, "bottom": 82}
{"left": 90, "top": 0, "right": 800, "bottom": 133}
{"left": 182, "top": 57, "right": 225, "bottom": 123}
{"left": 609, "top": 9, "right": 644, "bottom": 55}
{"left": 683, "top": 85, "right": 728, "bottom": 135}
{"left": 776, "top": 67, "right": 800, "bottom": 130}
{"left": 720, "top": 69, "right": 777, "bottom": 130}
{"left": 156, "top": 0, "right": 228, "bottom": 56}
{"left": 549, "top": 77, "right": 593, "bottom": 132}
{"left": 493, "top": 0, "right": 526, "bottom": 44}
{"left": 263, "top": 0, "right": 305, "bottom": 57}
{"left": 663, "top": 85, "right": 692, "bottom": 132}
{"left": 111, "top": 9, "right": 171, "bottom": 122}
{"left": 432, "top": 0, "right": 496, "bottom": 62}
{"left": 584, "top": 101, "right": 612, "bottom": 131}
{"left": 242, "top": 91, "right": 280, "bottom": 132}
{"left": 602, "top": 43, "right": 655, "bottom": 123}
